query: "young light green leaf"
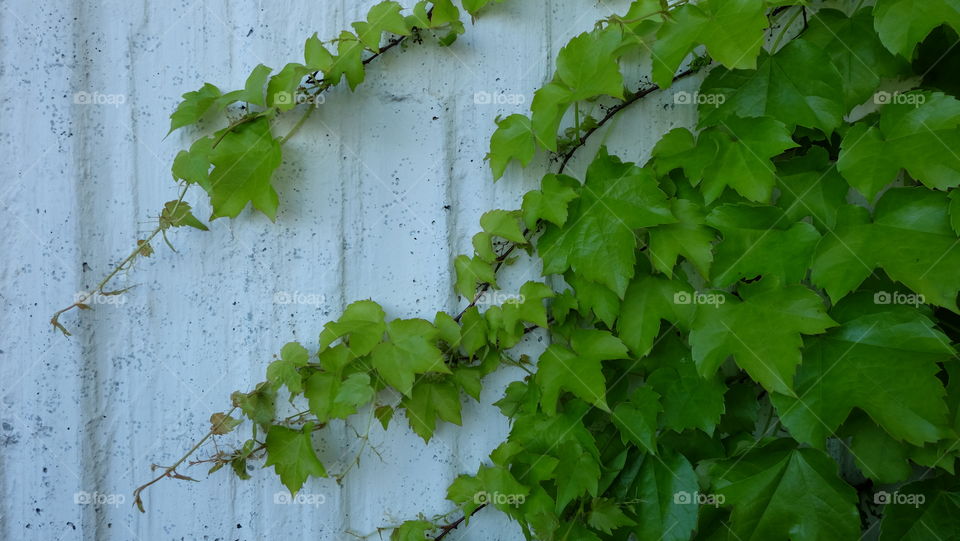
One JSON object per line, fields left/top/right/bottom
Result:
{"left": 264, "top": 423, "right": 327, "bottom": 495}
{"left": 206, "top": 117, "right": 283, "bottom": 220}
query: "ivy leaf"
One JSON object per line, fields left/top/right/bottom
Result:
{"left": 711, "top": 440, "right": 860, "bottom": 541}
{"left": 839, "top": 92, "right": 960, "bottom": 197}
{"left": 319, "top": 300, "right": 386, "bottom": 357}
{"left": 327, "top": 31, "right": 365, "bottom": 90}
{"left": 391, "top": 521, "right": 432, "bottom": 541}
{"left": 266, "top": 342, "right": 310, "bottom": 395}
{"left": 171, "top": 136, "right": 214, "bottom": 189}
{"left": 231, "top": 382, "right": 276, "bottom": 426}
{"left": 647, "top": 339, "right": 727, "bottom": 436}
{"left": 803, "top": 9, "right": 903, "bottom": 108}
{"left": 617, "top": 274, "right": 694, "bottom": 357}
{"left": 646, "top": 199, "right": 715, "bottom": 278}
{"left": 567, "top": 273, "right": 620, "bottom": 328}
{"left": 488, "top": 114, "right": 536, "bottom": 180}
{"left": 611, "top": 386, "right": 661, "bottom": 453}
{"left": 811, "top": 188, "right": 960, "bottom": 311}
{"left": 698, "top": 40, "right": 846, "bottom": 133}
{"left": 263, "top": 423, "right": 327, "bottom": 495}
{"left": 168, "top": 82, "right": 221, "bottom": 134}
{"left": 536, "top": 330, "right": 627, "bottom": 415}
{"left": 402, "top": 380, "right": 462, "bottom": 441}
{"left": 588, "top": 498, "right": 636, "bottom": 534}
{"left": 878, "top": 477, "right": 960, "bottom": 541}
{"left": 216, "top": 64, "right": 273, "bottom": 109}
{"left": 771, "top": 295, "right": 954, "bottom": 447}
{"left": 159, "top": 200, "right": 208, "bottom": 231}
{"left": 840, "top": 410, "right": 911, "bottom": 484}
{"left": 209, "top": 412, "right": 242, "bottom": 435}
{"left": 453, "top": 255, "right": 496, "bottom": 299}
{"left": 537, "top": 148, "right": 675, "bottom": 297}
{"left": 530, "top": 82, "right": 574, "bottom": 152}
{"left": 620, "top": 451, "right": 699, "bottom": 541}
{"left": 206, "top": 117, "right": 283, "bottom": 220}
{"left": 480, "top": 209, "right": 525, "bottom": 243}
{"left": 952, "top": 189, "right": 960, "bottom": 235}
{"left": 521, "top": 173, "right": 579, "bottom": 229}
{"left": 651, "top": 0, "right": 769, "bottom": 88}
{"left": 371, "top": 318, "right": 450, "bottom": 396}
{"left": 555, "top": 440, "right": 600, "bottom": 512}
{"left": 690, "top": 284, "right": 835, "bottom": 395}
{"left": 873, "top": 0, "right": 960, "bottom": 58}
{"left": 706, "top": 203, "right": 821, "bottom": 287}
{"left": 304, "top": 33, "right": 334, "bottom": 72}
{"left": 555, "top": 28, "right": 625, "bottom": 102}
{"left": 266, "top": 62, "right": 310, "bottom": 111}
{"left": 351, "top": 1, "right": 410, "bottom": 52}
{"left": 774, "top": 147, "right": 848, "bottom": 232}
{"left": 305, "top": 372, "right": 374, "bottom": 422}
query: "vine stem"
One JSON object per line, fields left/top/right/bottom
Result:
{"left": 434, "top": 503, "right": 487, "bottom": 540}
{"left": 132, "top": 407, "right": 237, "bottom": 512}
{"left": 49, "top": 184, "right": 189, "bottom": 336}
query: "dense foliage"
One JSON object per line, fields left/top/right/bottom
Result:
{"left": 66, "top": 0, "right": 960, "bottom": 539}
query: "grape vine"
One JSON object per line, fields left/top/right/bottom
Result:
{"left": 73, "top": 0, "right": 960, "bottom": 539}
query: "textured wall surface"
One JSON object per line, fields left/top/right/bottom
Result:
{"left": 0, "top": 0, "right": 702, "bottom": 539}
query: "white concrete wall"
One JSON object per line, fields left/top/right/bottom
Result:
{"left": 0, "top": 0, "right": 702, "bottom": 539}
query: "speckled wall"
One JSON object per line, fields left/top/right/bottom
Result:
{"left": 0, "top": 0, "right": 703, "bottom": 539}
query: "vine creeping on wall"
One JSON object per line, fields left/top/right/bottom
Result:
{"left": 59, "top": 0, "right": 960, "bottom": 539}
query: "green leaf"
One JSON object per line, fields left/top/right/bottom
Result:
{"left": 169, "top": 82, "right": 221, "bottom": 134}
{"left": 811, "top": 188, "right": 960, "bottom": 311}
{"left": 567, "top": 273, "right": 620, "bottom": 328}
{"left": 206, "top": 117, "right": 283, "bottom": 220}
{"left": 839, "top": 92, "right": 960, "bottom": 196}
{"left": 873, "top": 0, "right": 960, "bottom": 58}
{"left": 554, "top": 441, "right": 600, "bottom": 512}
{"left": 878, "top": 477, "right": 960, "bottom": 541}
{"left": 588, "top": 498, "right": 636, "bottom": 534}
{"left": 803, "top": 9, "right": 903, "bottom": 108}
{"left": 611, "top": 387, "right": 661, "bottom": 453}
{"left": 617, "top": 274, "right": 694, "bottom": 357}
{"left": 840, "top": 410, "right": 911, "bottom": 484}
{"left": 304, "top": 33, "right": 334, "bottom": 72}
{"left": 706, "top": 203, "right": 821, "bottom": 287}
{"left": 231, "top": 382, "right": 276, "bottom": 426}
{"left": 266, "top": 342, "right": 310, "bottom": 395}
{"left": 536, "top": 330, "right": 627, "bottom": 415}
{"left": 774, "top": 147, "right": 848, "bottom": 232}
{"left": 622, "top": 451, "right": 699, "bottom": 541}
{"left": 402, "top": 379, "right": 462, "bottom": 441}
{"left": 711, "top": 440, "right": 860, "bottom": 541}
{"left": 480, "top": 209, "right": 525, "bottom": 243}
{"left": 263, "top": 423, "right": 327, "bottom": 495}
{"left": 458, "top": 306, "right": 488, "bottom": 356}
{"left": 697, "top": 40, "right": 846, "bottom": 133}
{"left": 651, "top": 0, "right": 768, "bottom": 88}
{"left": 216, "top": 64, "right": 273, "bottom": 108}
{"left": 555, "top": 28, "right": 625, "bottom": 102}
{"left": 319, "top": 300, "right": 386, "bottom": 357}
{"left": 646, "top": 199, "right": 715, "bottom": 278}
{"left": 530, "top": 82, "right": 574, "bottom": 152}
{"left": 488, "top": 114, "right": 536, "bottom": 180}
{"left": 453, "top": 255, "right": 496, "bottom": 299}
{"left": 171, "top": 136, "right": 214, "bottom": 189}
{"left": 159, "top": 200, "right": 208, "bottom": 231}
{"left": 771, "top": 295, "right": 954, "bottom": 447}
{"left": 327, "top": 31, "right": 365, "bottom": 90}
{"left": 521, "top": 173, "right": 579, "bottom": 229}
{"left": 371, "top": 318, "right": 450, "bottom": 396}
{"left": 537, "top": 148, "right": 674, "bottom": 297}
{"left": 690, "top": 284, "right": 835, "bottom": 395}
{"left": 647, "top": 338, "right": 726, "bottom": 435}
{"left": 266, "top": 62, "right": 310, "bottom": 111}
{"left": 209, "top": 412, "right": 242, "bottom": 435}
{"left": 391, "top": 521, "right": 432, "bottom": 541}
{"left": 351, "top": 1, "right": 409, "bottom": 52}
